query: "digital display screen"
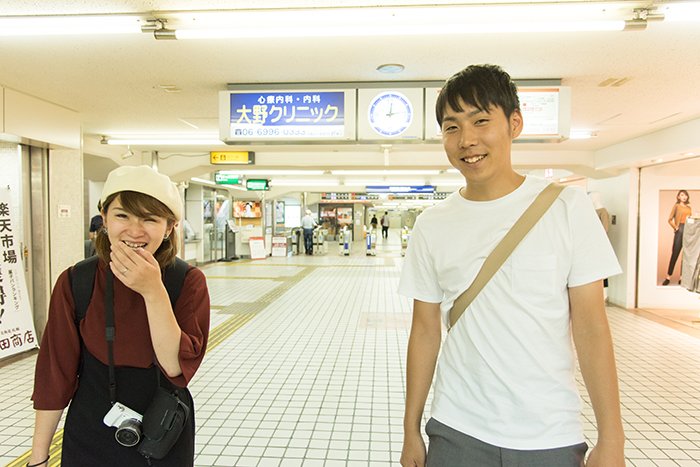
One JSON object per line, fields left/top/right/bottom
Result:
{"left": 233, "top": 201, "right": 262, "bottom": 218}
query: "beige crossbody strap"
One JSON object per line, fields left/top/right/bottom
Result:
{"left": 448, "top": 183, "right": 565, "bottom": 329}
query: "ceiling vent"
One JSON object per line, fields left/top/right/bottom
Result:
{"left": 598, "top": 77, "right": 631, "bottom": 87}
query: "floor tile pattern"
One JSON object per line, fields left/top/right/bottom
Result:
{"left": 2, "top": 240, "right": 700, "bottom": 466}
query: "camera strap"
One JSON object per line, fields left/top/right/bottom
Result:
{"left": 105, "top": 269, "right": 117, "bottom": 405}
{"left": 70, "top": 259, "right": 189, "bottom": 406}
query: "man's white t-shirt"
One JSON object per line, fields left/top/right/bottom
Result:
{"left": 398, "top": 176, "right": 621, "bottom": 450}
{"left": 301, "top": 214, "right": 316, "bottom": 229}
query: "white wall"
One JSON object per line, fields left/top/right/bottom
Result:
{"left": 638, "top": 158, "right": 700, "bottom": 309}
{"left": 49, "top": 149, "right": 84, "bottom": 286}
{"left": 587, "top": 170, "right": 639, "bottom": 309}
{"left": 185, "top": 183, "right": 204, "bottom": 263}
{"left": 3, "top": 88, "right": 81, "bottom": 149}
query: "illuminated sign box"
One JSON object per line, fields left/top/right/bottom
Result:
{"left": 219, "top": 89, "right": 356, "bottom": 143}
{"left": 246, "top": 179, "right": 270, "bottom": 191}
{"left": 366, "top": 185, "right": 435, "bottom": 194}
{"left": 214, "top": 172, "right": 240, "bottom": 185}
{"left": 424, "top": 86, "right": 571, "bottom": 142}
{"left": 210, "top": 151, "right": 254, "bottom": 165}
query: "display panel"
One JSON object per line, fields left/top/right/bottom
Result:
{"left": 220, "top": 89, "right": 356, "bottom": 143}
{"left": 424, "top": 86, "right": 571, "bottom": 142}
{"left": 366, "top": 185, "right": 435, "bottom": 194}
{"left": 233, "top": 201, "right": 262, "bottom": 218}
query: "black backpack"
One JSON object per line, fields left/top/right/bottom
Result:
{"left": 69, "top": 255, "right": 190, "bottom": 323}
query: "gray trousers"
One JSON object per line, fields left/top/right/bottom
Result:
{"left": 426, "top": 418, "right": 588, "bottom": 467}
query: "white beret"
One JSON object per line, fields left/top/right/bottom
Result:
{"left": 101, "top": 165, "right": 182, "bottom": 221}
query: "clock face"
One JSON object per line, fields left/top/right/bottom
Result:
{"left": 368, "top": 91, "right": 414, "bottom": 137}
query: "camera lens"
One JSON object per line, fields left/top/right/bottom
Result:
{"left": 115, "top": 419, "right": 141, "bottom": 447}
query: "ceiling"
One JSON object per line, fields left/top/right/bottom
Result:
{"left": 1, "top": 0, "right": 699, "bottom": 197}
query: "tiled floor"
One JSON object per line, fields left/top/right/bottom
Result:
{"left": 1, "top": 231, "right": 700, "bottom": 466}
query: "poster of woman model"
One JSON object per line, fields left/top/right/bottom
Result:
{"left": 657, "top": 189, "right": 698, "bottom": 286}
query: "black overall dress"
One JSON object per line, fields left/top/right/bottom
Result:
{"left": 62, "top": 347, "right": 195, "bottom": 466}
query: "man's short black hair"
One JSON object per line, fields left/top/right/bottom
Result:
{"left": 435, "top": 64, "right": 520, "bottom": 125}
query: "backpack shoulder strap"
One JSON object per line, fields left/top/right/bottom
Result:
{"left": 70, "top": 255, "right": 100, "bottom": 324}
{"left": 70, "top": 256, "right": 190, "bottom": 324}
{"left": 162, "top": 258, "right": 191, "bottom": 308}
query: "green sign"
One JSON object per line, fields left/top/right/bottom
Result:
{"left": 214, "top": 172, "right": 240, "bottom": 185}
{"left": 246, "top": 179, "right": 270, "bottom": 191}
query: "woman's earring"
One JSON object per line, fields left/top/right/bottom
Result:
{"left": 163, "top": 234, "right": 170, "bottom": 241}
{"left": 102, "top": 227, "right": 108, "bottom": 235}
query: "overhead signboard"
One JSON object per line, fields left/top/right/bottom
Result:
{"left": 210, "top": 151, "right": 254, "bottom": 165}
{"left": 220, "top": 89, "right": 356, "bottom": 143}
{"left": 518, "top": 88, "right": 571, "bottom": 140}
{"left": 214, "top": 172, "right": 240, "bottom": 185}
{"left": 246, "top": 179, "right": 270, "bottom": 191}
{"left": 366, "top": 185, "right": 435, "bottom": 194}
{"left": 424, "top": 86, "right": 571, "bottom": 142}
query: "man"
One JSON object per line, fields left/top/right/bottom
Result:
{"left": 301, "top": 209, "right": 317, "bottom": 255}
{"left": 370, "top": 214, "right": 379, "bottom": 230}
{"left": 398, "top": 65, "right": 625, "bottom": 467}
{"left": 380, "top": 211, "right": 389, "bottom": 239}
{"left": 85, "top": 202, "right": 103, "bottom": 258}
{"left": 88, "top": 203, "right": 103, "bottom": 240}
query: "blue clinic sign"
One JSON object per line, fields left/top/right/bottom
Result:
{"left": 366, "top": 185, "right": 435, "bottom": 194}
{"left": 228, "top": 91, "right": 346, "bottom": 139}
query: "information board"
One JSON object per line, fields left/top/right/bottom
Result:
{"left": 248, "top": 236, "right": 267, "bottom": 260}
{"left": 220, "top": 89, "right": 356, "bottom": 142}
{"left": 271, "top": 236, "right": 288, "bottom": 257}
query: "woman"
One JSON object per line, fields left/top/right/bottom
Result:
{"left": 28, "top": 165, "right": 210, "bottom": 466}
{"left": 663, "top": 189, "right": 692, "bottom": 285}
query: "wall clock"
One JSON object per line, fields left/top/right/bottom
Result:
{"left": 367, "top": 91, "right": 414, "bottom": 137}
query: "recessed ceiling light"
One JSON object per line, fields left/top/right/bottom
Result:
{"left": 650, "top": 158, "right": 664, "bottom": 164}
{"left": 377, "top": 63, "right": 405, "bottom": 74}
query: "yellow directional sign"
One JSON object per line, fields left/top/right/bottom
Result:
{"left": 210, "top": 151, "right": 254, "bottom": 165}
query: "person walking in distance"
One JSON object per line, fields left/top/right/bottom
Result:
{"left": 301, "top": 209, "right": 317, "bottom": 255}
{"left": 380, "top": 212, "right": 389, "bottom": 239}
{"left": 398, "top": 64, "right": 625, "bottom": 467}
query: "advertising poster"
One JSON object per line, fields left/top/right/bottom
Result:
{"left": 657, "top": 189, "right": 699, "bottom": 286}
{"left": 0, "top": 188, "right": 38, "bottom": 359}
{"left": 271, "top": 236, "right": 288, "bottom": 257}
{"left": 249, "top": 237, "right": 267, "bottom": 260}
{"left": 233, "top": 201, "right": 262, "bottom": 218}
{"left": 337, "top": 207, "right": 353, "bottom": 226}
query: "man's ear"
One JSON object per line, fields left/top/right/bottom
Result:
{"left": 510, "top": 109, "right": 524, "bottom": 139}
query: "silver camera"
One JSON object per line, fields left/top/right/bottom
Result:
{"left": 103, "top": 402, "right": 143, "bottom": 447}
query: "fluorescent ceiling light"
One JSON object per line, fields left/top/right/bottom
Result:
{"left": 569, "top": 129, "right": 596, "bottom": 140}
{"left": 191, "top": 177, "right": 216, "bottom": 186}
{"left": 271, "top": 179, "right": 339, "bottom": 186}
{"left": 344, "top": 179, "right": 427, "bottom": 186}
{"left": 219, "top": 169, "right": 324, "bottom": 176}
{"left": 168, "top": 4, "right": 631, "bottom": 39}
{"left": 107, "top": 137, "right": 223, "bottom": 145}
{"left": 0, "top": 15, "right": 143, "bottom": 36}
{"left": 332, "top": 170, "right": 440, "bottom": 175}
{"left": 662, "top": 2, "right": 700, "bottom": 22}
